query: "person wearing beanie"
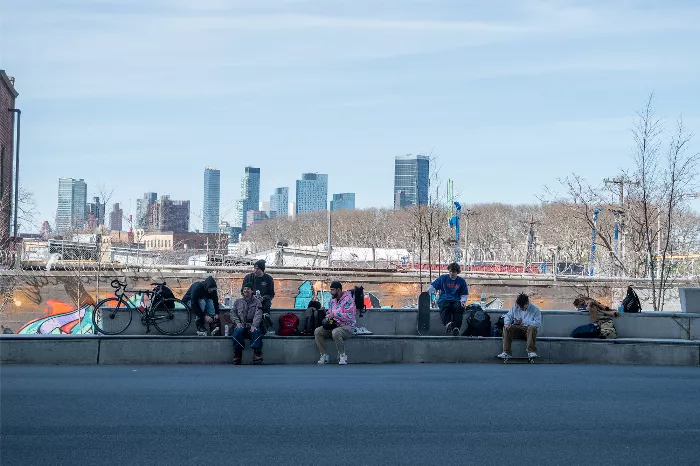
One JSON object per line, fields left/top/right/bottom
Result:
{"left": 182, "top": 275, "right": 220, "bottom": 336}
{"left": 243, "top": 260, "right": 275, "bottom": 313}
{"left": 230, "top": 282, "right": 263, "bottom": 364}
{"left": 315, "top": 280, "right": 356, "bottom": 365}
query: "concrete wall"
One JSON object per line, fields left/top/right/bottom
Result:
{"left": 2, "top": 335, "right": 698, "bottom": 366}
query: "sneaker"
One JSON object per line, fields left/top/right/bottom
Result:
{"left": 497, "top": 351, "right": 511, "bottom": 359}
{"left": 338, "top": 353, "right": 348, "bottom": 365}
{"left": 196, "top": 327, "right": 207, "bottom": 336}
{"left": 253, "top": 350, "right": 263, "bottom": 365}
{"left": 452, "top": 327, "right": 460, "bottom": 336}
{"left": 211, "top": 326, "right": 220, "bottom": 336}
{"left": 317, "top": 354, "right": 329, "bottom": 364}
{"left": 444, "top": 322, "right": 454, "bottom": 334}
{"left": 233, "top": 349, "right": 242, "bottom": 365}
{"left": 527, "top": 352, "right": 538, "bottom": 358}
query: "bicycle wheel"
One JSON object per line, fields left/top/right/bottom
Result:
{"left": 92, "top": 297, "right": 133, "bottom": 335}
{"left": 152, "top": 298, "right": 192, "bottom": 335}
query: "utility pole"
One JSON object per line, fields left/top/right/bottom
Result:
{"left": 522, "top": 216, "right": 541, "bottom": 271}
{"left": 462, "top": 208, "right": 479, "bottom": 271}
{"left": 604, "top": 176, "right": 639, "bottom": 267}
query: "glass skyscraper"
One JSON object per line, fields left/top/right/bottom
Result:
{"left": 203, "top": 167, "right": 220, "bottom": 233}
{"left": 296, "top": 173, "right": 328, "bottom": 215}
{"left": 394, "top": 154, "right": 429, "bottom": 207}
{"left": 269, "top": 187, "right": 289, "bottom": 218}
{"left": 330, "top": 193, "right": 355, "bottom": 211}
{"left": 235, "top": 167, "right": 260, "bottom": 231}
{"left": 56, "top": 178, "right": 88, "bottom": 233}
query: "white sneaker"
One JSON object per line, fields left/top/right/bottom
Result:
{"left": 497, "top": 351, "right": 511, "bottom": 359}
{"left": 339, "top": 353, "right": 348, "bottom": 365}
{"left": 211, "top": 326, "right": 220, "bottom": 336}
{"left": 444, "top": 322, "right": 454, "bottom": 333}
{"left": 317, "top": 354, "right": 329, "bottom": 364}
{"left": 527, "top": 352, "right": 538, "bottom": 358}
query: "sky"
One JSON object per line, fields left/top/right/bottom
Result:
{"left": 1, "top": 0, "right": 699, "bottom": 232}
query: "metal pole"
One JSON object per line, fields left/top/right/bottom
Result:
{"left": 8, "top": 109, "right": 20, "bottom": 240}
{"left": 327, "top": 209, "right": 332, "bottom": 267}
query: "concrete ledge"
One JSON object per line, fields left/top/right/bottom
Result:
{"left": 2, "top": 335, "right": 698, "bottom": 366}
{"left": 0, "top": 335, "right": 99, "bottom": 365}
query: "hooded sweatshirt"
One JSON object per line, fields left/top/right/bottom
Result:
{"left": 503, "top": 303, "right": 542, "bottom": 330}
{"left": 182, "top": 276, "right": 220, "bottom": 317}
{"left": 326, "top": 290, "right": 357, "bottom": 329}
{"left": 242, "top": 272, "right": 275, "bottom": 300}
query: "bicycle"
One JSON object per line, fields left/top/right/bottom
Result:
{"left": 92, "top": 279, "right": 192, "bottom": 335}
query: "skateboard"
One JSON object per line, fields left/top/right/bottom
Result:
{"left": 417, "top": 291, "right": 431, "bottom": 336}
{"left": 497, "top": 356, "right": 538, "bottom": 364}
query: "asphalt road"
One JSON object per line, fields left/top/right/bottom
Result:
{"left": 2, "top": 364, "right": 700, "bottom": 466}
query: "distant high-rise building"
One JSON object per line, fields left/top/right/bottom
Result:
{"left": 269, "top": 187, "right": 289, "bottom": 218}
{"left": 296, "top": 173, "right": 328, "bottom": 215}
{"left": 1, "top": 70, "right": 18, "bottom": 244}
{"left": 56, "top": 178, "right": 88, "bottom": 233}
{"left": 203, "top": 167, "right": 220, "bottom": 233}
{"left": 330, "top": 193, "right": 355, "bottom": 211}
{"left": 394, "top": 190, "right": 407, "bottom": 210}
{"left": 235, "top": 167, "right": 260, "bottom": 231}
{"left": 87, "top": 196, "right": 105, "bottom": 226}
{"left": 246, "top": 210, "right": 269, "bottom": 229}
{"left": 136, "top": 192, "right": 157, "bottom": 228}
{"left": 40, "top": 221, "right": 52, "bottom": 239}
{"left": 149, "top": 195, "right": 190, "bottom": 232}
{"left": 394, "top": 154, "right": 429, "bottom": 207}
{"left": 109, "top": 203, "right": 123, "bottom": 231}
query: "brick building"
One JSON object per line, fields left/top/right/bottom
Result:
{"left": 148, "top": 195, "right": 190, "bottom": 232}
{"left": 139, "top": 231, "right": 228, "bottom": 252}
{"left": 109, "top": 203, "right": 123, "bottom": 231}
{"left": 0, "top": 70, "right": 18, "bottom": 246}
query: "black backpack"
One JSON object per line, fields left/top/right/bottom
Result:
{"left": 622, "top": 286, "right": 642, "bottom": 313}
{"left": 351, "top": 286, "right": 366, "bottom": 316}
{"left": 493, "top": 315, "right": 505, "bottom": 337}
{"left": 152, "top": 283, "right": 175, "bottom": 311}
{"left": 303, "top": 302, "right": 326, "bottom": 335}
{"left": 465, "top": 304, "right": 492, "bottom": 337}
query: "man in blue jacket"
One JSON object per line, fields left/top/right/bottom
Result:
{"left": 427, "top": 262, "right": 469, "bottom": 336}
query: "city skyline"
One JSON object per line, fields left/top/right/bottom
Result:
{"left": 6, "top": 0, "right": 699, "bottom": 232}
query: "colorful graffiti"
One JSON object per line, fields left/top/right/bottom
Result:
{"left": 17, "top": 300, "right": 96, "bottom": 335}
{"left": 16, "top": 293, "right": 148, "bottom": 335}
{"left": 293, "top": 281, "right": 385, "bottom": 309}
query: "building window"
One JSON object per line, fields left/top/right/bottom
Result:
{"left": 0, "top": 146, "right": 4, "bottom": 199}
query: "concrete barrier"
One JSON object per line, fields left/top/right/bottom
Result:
{"left": 2, "top": 335, "right": 698, "bottom": 366}
{"left": 0, "top": 335, "right": 99, "bottom": 365}
{"left": 109, "top": 308, "right": 700, "bottom": 341}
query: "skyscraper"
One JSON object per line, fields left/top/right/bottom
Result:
{"left": 296, "top": 173, "right": 328, "bottom": 215}
{"left": 269, "top": 187, "right": 289, "bottom": 218}
{"left": 136, "top": 192, "right": 157, "bottom": 228}
{"left": 109, "top": 203, "right": 123, "bottom": 231}
{"left": 235, "top": 166, "right": 260, "bottom": 231}
{"left": 149, "top": 195, "right": 190, "bottom": 232}
{"left": 330, "top": 193, "right": 355, "bottom": 211}
{"left": 87, "top": 196, "right": 105, "bottom": 226}
{"left": 203, "top": 167, "right": 220, "bottom": 233}
{"left": 56, "top": 178, "right": 88, "bottom": 233}
{"left": 394, "top": 154, "right": 429, "bottom": 207}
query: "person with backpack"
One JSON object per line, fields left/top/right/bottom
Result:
{"left": 182, "top": 276, "right": 220, "bottom": 336}
{"left": 497, "top": 293, "right": 541, "bottom": 359}
{"left": 570, "top": 296, "right": 620, "bottom": 339}
{"left": 230, "top": 282, "right": 263, "bottom": 365}
{"left": 427, "top": 262, "right": 469, "bottom": 336}
{"left": 314, "top": 281, "right": 356, "bottom": 365}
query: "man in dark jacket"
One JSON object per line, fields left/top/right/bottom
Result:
{"left": 243, "top": 260, "right": 275, "bottom": 312}
{"left": 182, "top": 276, "right": 220, "bottom": 335}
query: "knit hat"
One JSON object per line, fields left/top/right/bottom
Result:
{"left": 254, "top": 260, "right": 266, "bottom": 272}
{"left": 241, "top": 282, "right": 254, "bottom": 292}
{"left": 330, "top": 281, "right": 342, "bottom": 290}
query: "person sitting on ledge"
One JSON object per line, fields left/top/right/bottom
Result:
{"left": 182, "top": 275, "right": 220, "bottom": 336}
{"left": 315, "top": 281, "right": 356, "bottom": 365}
{"left": 497, "top": 293, "right": 542, "bottom": 359}
{"left": 571, "top": 296, "right": 620, "bottom": 339}
{"left": 231, "top": 282, "right": 263, "bottom": 365}
{"left": 427, "top": 262, "right": 469, "bottom": 336}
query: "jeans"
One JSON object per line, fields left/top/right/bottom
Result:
{"left": 188, "top": 299, "right": 216, "bottom": 329}
{"left": 232, "top": 327, "right": 263, "bottom": 351}
{"left": 438, "top": 301, "right": 464, "bottom": 330}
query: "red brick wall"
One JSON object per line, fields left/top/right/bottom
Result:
{"left": 0, "top": 75, "right": 17, "bottom": 246}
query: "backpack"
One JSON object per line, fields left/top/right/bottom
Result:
{"left": 493, "top": 315, "right": 505, "bottom": 337}
{"left": 622, "top": 286, "right": 641, "bottom": 313}
{"left": 303, "top": 305, "right": 326, "bottom": 335}
{"left": 151, "top": 283, "right": 175, "bottom": 311}
{"left": 351, "top": 286, "right": 366, "bottom": 316}
{"left": 598, "top": 318, "right": 617, "bottom": 339}
{"left": 465, "top": 304, "right": 492, "bottom": 337}
{"left": 278, "top": 313, "right": 300, "bottom": 336}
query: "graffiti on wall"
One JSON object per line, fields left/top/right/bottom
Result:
{"left": 293, "top": 281, "right": 385, "bottom": 309}
{"left": 17, "top": 300, "right": 95, "bottom": 335}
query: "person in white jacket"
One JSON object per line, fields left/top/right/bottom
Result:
{"left": 497, "top": 293, "right": 542, "bottom": 359}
